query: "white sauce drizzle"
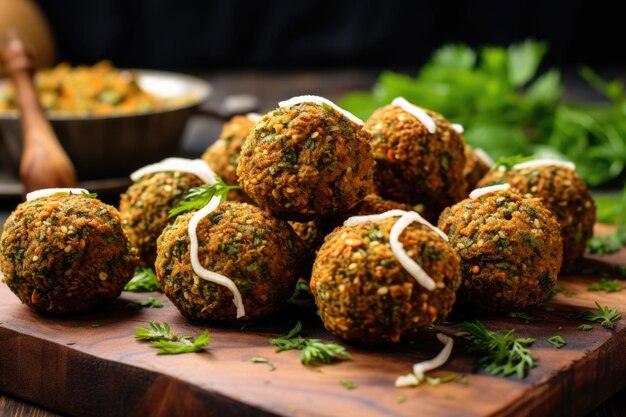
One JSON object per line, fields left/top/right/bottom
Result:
{"left": 395, "top": 333, "right": 454, "bottom": 387}
{"left": 278, "top": 95, "right": 364, "bottom": 126}
{"left": 131, "top": 157, "right": 245, "bottom": 318}
{"left": 391, "top": 97, "right": 437, "bottom": 134}
{"left": 451, "top": 123, "right": 464, "bottom": 134}
{"left": 26, "top": 188, "right": 90, "bottom": 201}
{"left": 130, "top": 158, "right": 217, "bottom": 184}
{"left": 344, "top": 210, "right": 448, "bottom": 291}
{"left": 473, "top": 148, "right": 494, "bottom": 167}
{"left": 188, "top": 196, "right": 245, "bottom": 318}
{"left": 512, "top": 158, "right": 576, "bottom": 171}
{"left": 246, "top": 112, "right": 262, "bottom": 123}
{"left": 469, "top": 184, "right": 510, "bottom": 199}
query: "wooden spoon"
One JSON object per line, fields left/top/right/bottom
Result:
{"left": 1, "top": 29, "right": 77, "bottom": 195}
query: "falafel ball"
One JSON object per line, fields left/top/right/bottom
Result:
{"left": 311, "top": 214, "right": 461, "bottom": 344}
{"left": 201, "top": 114, "right": 257, "bottom": 202}
{"left": 364, "top": 98, "right": 466, "bottom": 217}
{"left": 120, "top": 171, "right": 205, "bottom": 266}
{"left": 0, "top": 191, "right": 137, "bottom": 314}
{"left": 463, "top": 145, "right": 493, "bottom": 192}
{"left": 477, "top": 161, "right": 595, "bottom": 264}
{"left": 155, "top": 201, "right": 305, "bottom": 321}
{"left": 201, "top": 114, "right": 256, "bottom": 186}
{"left": 437, "top": 186, "right": 562, "bottom": 312}
{"left": 237, "top": 98, "right": 374, "bottom": 221}
{"left": 288, "top": 220, "right": 323, "bottom": 257}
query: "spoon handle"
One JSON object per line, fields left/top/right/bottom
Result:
{"left": 2, "top": 29, "right": 77, "bottom": 195}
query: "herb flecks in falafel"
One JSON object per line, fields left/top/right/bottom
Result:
{"left": 312, "top": 210, "right": 461, "bottom": 344}
{"left": 479, "top": 158, "right": 595, "bottom": 264}
{"left": 120, "top": 158, "right": 219, "bottom": 266}
{"left": 364, "top": 97, "right": 467, "bottom": 221}
{"left": 156, "top": 201, "right": 305, "bottom": 322}
{"left": 237, "top": 96, "right": 374, "bottom": 220}
{"left": 1, "top": 189, "right": 138, "bottom": 314}
{"left": 438, "top": 186, "right": 563, "bottom": 312}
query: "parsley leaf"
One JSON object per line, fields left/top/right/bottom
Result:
{"left": 124, "top": 267, "right": 159, "bottom": 292}
{"left": 340, "top": 380, "right": 358, "bottom": 390}
{"left": 168, "top": 177, "right": 240, "bottom": 218}
{"left": 127, "top": 296, "right": 164, "bottom": 310}
{"left": 269, "top": 321, "right": 351, "bottom": 365}
{"left": 581, "top": 302, "right": 622, "bottom": 329}
{"left": 587, "top": 278, "right": 623, "bottom": 293}
{"left": 459, "top": 321, "right": 536, "bottom": 379}
{"left": 134, "top": 321, "right": 210, "bottom": 355}
{"left": 547, "top": 335, "right": 566, "bottom": 349}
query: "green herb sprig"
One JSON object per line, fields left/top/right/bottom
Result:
{"left": 127, "top": 296, "right": 164, "bottom": 310}
{"left": 459, "top": 321, "right": 536, "bottom": 379}
{"left": 587, "top": 227, "right": 626, "bottom": 255}
{"left": 135, "top": 321, "right": 210, "bottom": 355}
{"left": 339, "top": 380, "right": 358, "bottom": 390}
{"left": 587, "top": 278, "right": 623, "bottom": 293}
{"left": 124, "top": 267, "right": 159, "bottom": 292}
{"left": 581, "top": 302, "right": 622, "bottom": 329}
{"left": 547, "top": 335, "right": 566, "bottom": 349}
{"left": 168, "top": 177, "right": 240, "bottom": 218}
{"left": 269, "top": 321, "right": 351, "bottom": 365}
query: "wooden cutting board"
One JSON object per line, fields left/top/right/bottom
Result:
{"left": 1, "top": 247, "right": 625, "bottom": 417}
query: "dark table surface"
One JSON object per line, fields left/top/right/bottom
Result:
{"left": 1, "top": 69, "right": 625, "bottom": 417}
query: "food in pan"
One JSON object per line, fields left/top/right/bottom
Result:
{"left": 463, "top": 144, "right": 493, "bottom": 192}
{"left": 119, "top": 158, "right": 215, "bottom": 266}
{"left": 0, "top": 60, "right": 193, "bottom": 116}
{"left": 155, "top": 201, "right": 305, "bottom": 322}
{"left": 237, "top": 95, "right": 374, "bottom": 221}
{"left": 478, "top": 159, "right": 595, "bottom": 264}
{"left": 437, "top": 184, "right": 562, "bottom": 312}
{"left": 311, "top": 210, "right": 461, "bottom": 344}
{"left": 364, "top": 97, "right": 466, "bottom": 221}
{"left": 0, "top": 188, "right": 137, "bottom": 314}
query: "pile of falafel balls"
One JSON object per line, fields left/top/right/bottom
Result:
{"left": 0, "top": 95, "right": 596, "bottom": 347}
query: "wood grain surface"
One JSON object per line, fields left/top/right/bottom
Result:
{"left": 0, "top": 246, "right": 625, "bottom": 417}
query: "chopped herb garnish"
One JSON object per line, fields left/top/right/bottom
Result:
{"left": 586, "top": 227, "right": 626, "bottom": 255}
{"left": 90, "top": 323, "right": 101, "bottom": 328}
{"left": 507, "top": 312, "right": 539, "bottom": 323}
{"left": 294, "top": 280, "right": 311, "bottom": 296}
{"left": 269, "top": 321, "right": 351, "bottom": 365}
{"left": 494, "top": 155, "right": 535, "bottom": 171}
{"left": 578, "top": 324, "right": 593, "bottom": 331}
{"left": 396, "top": 395, "right": 406, "bottom": 404}
{"left": 135, "top": 321, "right": 210, "bottom": 355}
{"left": 459, "top": 321, "right": 536, "bottom": 379}
{"left": 168, "top": 177, "right": 240, "bottom": 218}
{"left": 547, "top": 335, "right": 566, "bottom": 349}
{"left": 425, "top": 374, "right": 456, "bottom": 385}
{"left": 587, "top": 278, "right": 622, "bottom": 293}
{"left": 581, "top": 302, "right": 622, "bottom": 329}
{"left": 340, "top": 380, "right": 358, "bottom": 390}
{"left": 251, "top": 356, "right": 275, "bottom": 371}
{"left": 124, "top": 267, "right": 159, "bottom": 292}
{"left": 460, "top": 375, "right": 469, "bottom": 384}
{"left": 127, "top": 296, "right": 164, "bottom": 310}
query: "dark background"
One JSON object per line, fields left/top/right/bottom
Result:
{"left": 35, "top": 0, "right": 626, "bottom": 71}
